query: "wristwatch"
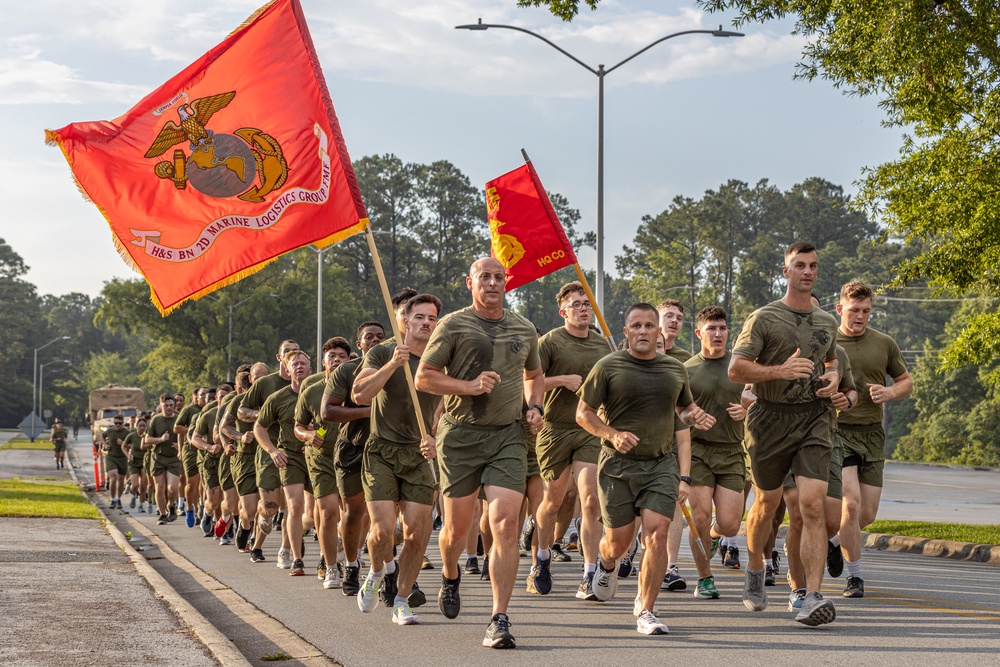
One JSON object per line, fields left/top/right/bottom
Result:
{"left": 529, "top": 404, "right": 544, "bottom": 416}
{"left": 680, "top": 475, "right": 692, "bottom": 485}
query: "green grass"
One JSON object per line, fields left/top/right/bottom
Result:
{"left": 260, "top": 652, "right": 292, "bottom": 662}
{"left": 866, "top": 520, "right": 1000, "bottom": 546}
{"left": 0, "top": 478, "right": 99, "bottom": 520}
{"left": 1, "top": 438, "right": 55, "bottom": 450}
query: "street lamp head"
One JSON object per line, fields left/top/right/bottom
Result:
{"left": 456, "top": 18, "right": 489, "bottom": 30}
{"left": 712, "top": 26, "right": 744, "bottom": 38}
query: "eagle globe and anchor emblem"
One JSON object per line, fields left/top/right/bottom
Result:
{"left": 144, "top": 91, "right": 288, "bottom": 202}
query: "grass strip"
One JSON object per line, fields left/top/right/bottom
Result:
{"left": 866, "top": 520, "right": 1000, "bottom": 546}
{"left": 1, "top": 438, "right": 55, "bottom": 450}
{"left": 0, "top": 477, "right": 99, "bottom": 520}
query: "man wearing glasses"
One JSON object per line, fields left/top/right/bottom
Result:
{"left": 530, "top": 281, "right": 611, "bottom": 601}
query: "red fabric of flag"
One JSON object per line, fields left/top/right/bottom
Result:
{"left": 45, "top": 0, "right": 367, "bottom": 315}
{"left": 486, "top": 161, "right": 577, "bottom": 291}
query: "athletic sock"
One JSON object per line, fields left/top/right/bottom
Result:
{"left": 721, "top": 537, "right": 735, "bottom": 548}
{"left": 369, "top": 566, "right": 385, "bottom": 580}
{"left": 347, "top": 559, "right": 359, "bottom": 568}
{"left": 585, "top": 562, "right": 597, "bottom": 575}
{"left": 394, "top": 595, "right": 408, "bottom": 607}
{"left": 846, "top": 559, "right": 862, "bottom": 578}
{"left": 536, "top": 548, "right": 551, "bottom": 561}
{"left": 830, "top": 534, "right": 841, "bottom": 548}
{"left": 384, "top": 560, "right": 397, "bottom": 575}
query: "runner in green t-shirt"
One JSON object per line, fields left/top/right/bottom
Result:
{"left": 352, "top": 295, "right": 441, "bottom": 625}
{"left": 50, "top": 418, "right": 68, "bottom": 469}
{"left": 578, "top": 302, "right": 712, "bottom": 636}
{"left": 730, "top": 241, "right": 840, "bottom": 626}
{"left": 174, "top": 388, "right": 205, "bottom": 527}
{"left": 124, "top": 418, "right": 148, "bottom": 511}
{"left": 414, "top": 257, "right": 544, "bottom": 649}
{"left": 144, "top": 393, "right": 181, "bottom": 524}
{"left": 100, "top": 417, "right": 131, "bottom": 509}
{"left": 255, "top": 349, "right": 312, "bottom": 576}
{"left": 191, "top": 384, "right": 232, "bottom": 538}
{"left": 531, "top": 281, "right": 612, "bottom": 601}
{"left": 834, "top": 280, "right": 911, "bottom": 598}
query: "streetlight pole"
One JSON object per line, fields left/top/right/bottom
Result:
{"left": 456, "top": 19, "right": 742, "bottom": 313}
{"left": 32, "top": 336, "right": 70, "bottom": 421}
{"left": 39, "top": 359, "right": 70, "bottom": 424}
{"left": 207, "top": 293, "right": 274, "bottom": 380}
{"left": 308, "top": 247, "right": 325, "bottom": 364}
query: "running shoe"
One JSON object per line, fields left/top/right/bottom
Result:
{"left": 551, "top": 543, "right": 572, "bottom": 563}
{"left": 772, "top": 548, "right": 781, "bottom": 575}
{"left": 130, "top": 494, "right": 137, "bottom": 509}
{"left": 433, "top": 515, "right": 442, "bottom": 531}
{"left": 201, "top": 513, "right": 214, "bottom": 537}
{"left": 323, "top": 566, "right": 342, "bottom": 589}
{"left": 438, "top": 574, "right": 461, "bottom": 619}
{"left": 694, "top": 577, "right": 720, "bottom": 599}
{"left": 532, "top": 556, "right": 552, "bottom": 595}
{"left": 795, "top": 591, "right": 836, "bottom": 626}
{"left": 526, "top": 566, "right": 540, "bottom": 594}
{"left": 137, "top": 504, "right": 145, "bottom": 514}
{"left": 290, "top": 559, "right": 305, "bottom": 576}
{"left": 765, "top": 564, "right": 776, "bottom": 587}
{"left": 788, "top": 587, "right": 806, "bottom": 612}
{"left": 235, "top": 526, "right": 251, "bottom": 552}
{"left": 843, "top": 576, "right": 864, "bottom": 598}
{"left": 408, "top": 581, "right": 426, "bottom": 608}
{"left": 214, "top": 516, "right": 230, "bottom": 538}
{"left": 156, "top": 514, "right": 167, "bottom": 525}
{"left": 827, "top": 540, "right": 844, "bottom": 578}
{"left": 724, "top": 546, "right": 742, "bottom": 569}
{"left": 392, "top": 601, "right": 419, "bottom": 626}
{"left": 519, "top": 517, "right": 534, "bottom": 554}
{"left": 632, "top": 592, "right": 659, "bottom": 616}
{"left": 219, "top": 533, "right": 232, "bottom": 546}
{"left": 575, "top": 572, "right": 597, "bottom": 601}
{"left": 257, "top": 512, "right": 273, "bottom": 535}
{"left": 709, "top": 537, "right": 721, "bottom": 559}
{"left": 464, "top": 556, "right": 480, "bottom": 575}
{"left": 343, "top": 565, "right": 361, "bottom": 596}
{"left": 480, "top": 555, "right": 490, "bottom": 581}
{"left": 636, "top": 609, "right": 669, "bottom": 635}
{"left": 565, "top": 532, "right": 579, "bottom": 551}
{"left": 276, "top": 548, "right": 292, "bottom": 569}
{"left": 316, "top": 555, "right": 327, "bottom": 580}
{"left": 380, "top": 562, "right": 399, "bottom": 607}
{"left": 618, "top": 538, "right": 639, "bottom": 578}
{"left": 250, "top": 548, "right": 265, "bottom": 563}
{"left": 592, "top": 562, "right": 618, "bottom": 601}
{"left": 421, "top": 554, "right": 434, "bottom": 570}
{"left": 662, "top": 565, "right": 686, "bottom": 591}
{"left": 742, "top": 568, "right": 768, "bottom": 611}
{"left": 483, "top": 613, "right": 515, "bottom": 649}
{"left": 185, "top": 509, "right": 196, "bottom": 528}
{"left": 358, "top": 573, "right": 380, "bottom": 612}
{"left": 168, "top": 505, "right": 177, "bottom": 522}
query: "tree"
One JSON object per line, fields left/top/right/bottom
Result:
{"left": 0, "top": 239, "right": 43, "bottom": 426}
{"left": 516, "top": 0, "right": 599, "bottom": 21}
{"left": 699, "top": 0, "right": 1000, "bottom": 377}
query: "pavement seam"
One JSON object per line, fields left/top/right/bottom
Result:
{"left": 67, "top": 450, "right": 250, "bottom": 667}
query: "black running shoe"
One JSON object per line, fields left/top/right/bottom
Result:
{"left": 724, "top": 546, "right": 741, "bottom": 569}
{"left": 483, "top": 613, "right": 516, "bottom": 649}
{"left": 156, "top": 514, "right": 167, "bottom": 525}
{"left": 201, "top": 513, "right": 213, "bottom": 537}
{"left": 843, "top": 576, "right": 864, "bottom": 598}
{"left": 533, "top": 556, "right": 553, "bottom": 595}
{"left": 551, "top": 543, "right": 572, "bottom": 563}
{"left": 771, "top": 548, "right": 781, "bottom": 575}
{"left": 481, "top": 555, "right": 491, "bottom": 581}
{"left": 168, "top": 505, "right": 177, "bottom": 522}
{"left": 290, "top": 559, "right": 305, "bottom": 576}
{"left": 408, "top": 580, "right": 427, "bottom": 608}
{"left": 519, "top": 517, "right": 534, "bottom": 553}
{"left": 827, "top": 540, "right": 844, "bottom": 578}
{"left": 250, "top": 548, "right": 265, "bottom": 563}
{"left": 438, "top": 574, "right": 461, "bottom": 619}
{"left": 380, "top": 561, "right": 399, "bottom": 607}
{"left": 343, "top": 565, "right": 361, "bottom": 596}
{"left": 765, "top": 564, "right": 776, "bottom": 587}
{"left": 465, "top": 556, "right": 480, "bottom": 575}
{"left": 235, "top": 526, "right": 251, "bottom": 552}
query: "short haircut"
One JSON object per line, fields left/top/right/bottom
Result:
{"left": 235, "top": 363, "right": 252, "bottom": 375}
{"left": 657, "top": 298, "right": 684, "bottom": 314}
{"left": 135, "top": 417, "right": 147, "bottom": 425}
{"left": 216, "top": 383, "right": 233, "bottom": 394}
{"left": 283, "top": 349, "right": 310, "bottom": 365}
{"left": 235, "top": 371, "right": 251, "bottom": 392}
{"left": 173, "top": 393, "right": 184, "bottom": 403}
{"left": 405, "top": 293, "right": 443, "bottom": 316}
{"left": 356, "top": 321, "right": 385, "bottom": 339}
{"left": 624, "top": 302, "right": 659, "bottom": 323}
{"left": 391, "top": 287, "right": 418, "bottom": 311}
{"left": 695, "top": 306, "right": 728, "bottom": 328}
{"left": 556, "top": 281, "right": 585, "bottom": 306}
{"left": 250, "top": 362, "right": 270, "bottom": 378}
{"left": 840, "top": 280, "right": 874, "bottom": 302}
{"left": 322, "top": 337, "right": 351, "bottom": 357}
{"left": 278, "top": 339, "right": 299, "bottom": 354}
{"left": 784, "top": 241, "right": 816, "bottom": 264}
{"left": 204, "top": 386, "right": 217, "bottom": 397}
{"left": 159, "top": 393, "right": 174, "bottom": 403}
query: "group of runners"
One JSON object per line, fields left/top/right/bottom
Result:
{"left": 92, "top": 242, "right": 909, "bottom": 649}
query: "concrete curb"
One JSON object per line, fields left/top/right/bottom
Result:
{"left": 68, "top": 449, "right": 251, "bottom": 667}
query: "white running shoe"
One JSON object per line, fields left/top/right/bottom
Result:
{"left": 276, "top": 548, "right": 292, "bottom": 569}
{"left": 324, "top": 566, "right": 342, "bottom": 590}
{"left": 636, "top": 609, "right": 669, "bottom": 635}
{"left": 392, "top": 601, "right": 419, "bottom": 625}
{"left": 633, "top": 592, "right": 659, "bottom": 617}
{"left": 358, "top": 573, "right": 380, "bottom": 613}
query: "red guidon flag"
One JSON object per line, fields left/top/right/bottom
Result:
{"left": 486, "top": 160, "right": 577, "bottom": 291}
{"left": 45, "top": 0, "right": 367, "bottom": 315}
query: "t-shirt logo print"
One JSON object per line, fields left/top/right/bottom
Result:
{"left": 509, "top": 336, "right": 525, "bottom": 356}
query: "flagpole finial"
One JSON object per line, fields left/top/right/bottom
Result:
{"left": 521, "top": 148, "right": 531, "bottom": 163}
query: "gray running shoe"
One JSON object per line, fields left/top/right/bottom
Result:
{"left": 843, "top": 576, "right": 865, "bottom": 598}
{"left": 575, "top": 572, "right": 597, "bottom": 601}
{"left": 788, "top": 587, "right": 806, "bottom": 612}
{"left": 551, "top": 543, "right": 572, "bottom": 563}
{"left": 483, "top": 613, "right": 515, "bottom": 649}
{"left": 742, "top": 568, "right": 768, "bottom": 611}
{"left": 795, "top": 591, "right": 836, "bottom": 626}
{"left": 257, "top": 512, "right": 273, "bottom": 535}
{"left": 592, "top": 562, "right": 618, "bottom": 601}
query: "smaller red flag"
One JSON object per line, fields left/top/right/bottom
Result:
{"left": 486, "top": 160, "right": 577, "bottom": 291}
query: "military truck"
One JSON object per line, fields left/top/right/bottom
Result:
{"left": 88, "top": 384, "right": 145, "bottom": 445}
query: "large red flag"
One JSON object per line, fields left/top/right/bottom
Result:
{"left": 486, "top": 160, "right": 577, "bottom": 291}
{"left": 45, "top": 0, "right": 367, "bottom": 315}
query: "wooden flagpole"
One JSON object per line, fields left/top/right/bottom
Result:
{"left": 572, "top": 263, "right": 617, "bottom": 351}
{"left": 363, "top": 224, "right": 436, "bottom": 482}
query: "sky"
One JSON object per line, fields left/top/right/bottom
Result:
{"left": 1, "top": 0, "right": 902, "bottom": 299}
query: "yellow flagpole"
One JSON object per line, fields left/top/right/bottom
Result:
{"left": 572, "top": 263, "right": 616, "bottom": 351}
{"left": 363, "top": 224, "right": 435, "bottom": 481}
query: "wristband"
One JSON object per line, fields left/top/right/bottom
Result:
{"left": 680, "top": 475, "right": 692, "bottom": 485}
{"left": 845, "top": 395, "right": 854, "bottom": 409}
{"left": 529, "top": 404, "right": 544, "bottom": 417}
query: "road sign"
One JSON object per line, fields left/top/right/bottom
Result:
{"left": 18, "top": 413, "right": 48, "bottom": 441}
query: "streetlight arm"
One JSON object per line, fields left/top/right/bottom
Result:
{"left": 456, "top": 22, "right": 598, "bottom": 75}
{"left": 606, "top": 29, "right": 742, "bottom": 75}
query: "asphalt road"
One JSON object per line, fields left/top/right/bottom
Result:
{"left": 66, "top": 435, "right": 1000, "bottom": 667}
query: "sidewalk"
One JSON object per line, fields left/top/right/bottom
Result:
{"left": 0, "top": 435, "right": 220, "bottom": 667}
